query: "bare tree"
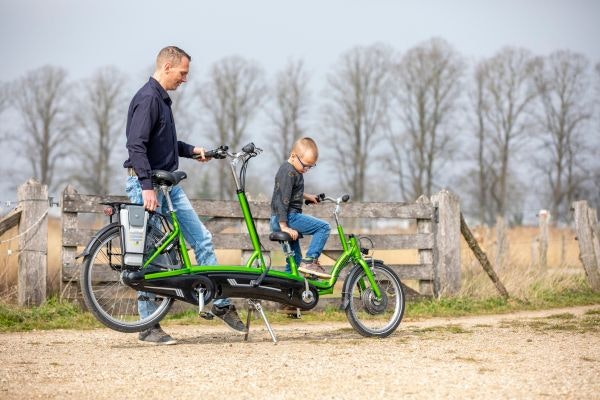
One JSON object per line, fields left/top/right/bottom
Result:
{"left": 13, "top": 66, "right": 72, "bottom": 191}
{"left": 0, "top": 81, "right": 8, "bottom": 115}
{"left": 388, "top": 38, "right": 465, "bottom": 200}
{"left": 198, "top": 56, "right": 266, "bottom": 199}
{"left": 267, "top": 59, "right": 310, "bottom": 164}
{"left": 465, "top": 65, "right": 495, "bottom": 223}
{"left": 473, "top": 47, "right": 539, "bottom": 219}
{"left": 323, "top": 44, "right": 393, "bottom": 201}
{"left": 533, "top": 50, "right": 593, "bottom": 223}
{"left": 70, "top": 66, "right": 128, "bottom": 194}
{"left": 580, "top": 62, "right": 600, "bottom": 210}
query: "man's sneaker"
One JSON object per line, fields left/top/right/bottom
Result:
{"left": 211, "top": 304, "right": 248, "bottom": 334}
{"left": 138, "top": 324, "right": 177, "bottom": 345}
{"left": 299, "top": 258, "right": 331, "bottom": 279}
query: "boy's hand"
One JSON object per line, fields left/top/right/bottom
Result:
{"left": 282, "top": 226, "right": 299, "bottom": 240}
{"left": 304, "top": 193, "right": 319, "bottom": 205}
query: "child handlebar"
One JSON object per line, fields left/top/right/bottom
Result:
{"left": 305, "top": 193, "right": 350, "bottom": 205}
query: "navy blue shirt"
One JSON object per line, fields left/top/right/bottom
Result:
{"left": 123, "top": 77, "right": 195, "bottom": 190}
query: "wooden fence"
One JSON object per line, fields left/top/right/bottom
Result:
{"left": 60, "top": 185, "right": 462, "bottom": 300}
{"left": 3, "top": 179, "right": 600, "bottom": 306}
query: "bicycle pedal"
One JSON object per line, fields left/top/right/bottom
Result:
{"left": 199, "top": 311, "right": 214, "bottom": 320}
{"left": 287, "top": 312, "right": 301, "bottom": 319}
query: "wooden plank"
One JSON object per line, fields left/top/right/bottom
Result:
{"left": 64, "top": 262, "right": 433, "bottom": 282}
{"left": 61, "top": 193, "right": 434, "bottom": 219}
{"left": 460, "top": 213, "right": 508, "bottom": 299}
{"left": 0, "top": 207, "right": 21, "bottom": 236}
{"left": 416, "top": 195, "right": 435, "bottom": 296}
{"left": 63, "top": 228, "right": 435, "bottom": 251}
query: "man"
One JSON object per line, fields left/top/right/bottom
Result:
{"left": 123, "top": 46, "right": 246, "bottom": 345}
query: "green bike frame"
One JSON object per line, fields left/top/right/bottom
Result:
{"left": 139, "top": 160, "right": 382, "bottom": 301}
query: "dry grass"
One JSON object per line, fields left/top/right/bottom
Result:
{"left": 459, "top": 225, "right": 584, "bottom": 299}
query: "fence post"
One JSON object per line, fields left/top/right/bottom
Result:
{"left": 431, "top": 189, "right": 461, "bottom": 296}
{"left": 572, "top": 201, "right": 600, "bottom": 291}
{"left": 495, "top": 216, "right": 508, "bottom": 271}
{"left": 17, "top": 179, "right": 48, "bottom": 306}
{"left": 538, "top": 209, "right": 550, "bottom": 271}
{"left": 60, "top": 185, "right": 80, "bottom": 299}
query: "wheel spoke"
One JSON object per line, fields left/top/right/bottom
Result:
{"left": 80, "top": 226, "right": 172, "bottom": 332}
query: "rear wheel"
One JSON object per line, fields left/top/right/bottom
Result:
{"left": 345, "top": 261, "right": 405, "bottom": 337}
{"left": 80, "top": 225, "right": 173, "bottom": 333}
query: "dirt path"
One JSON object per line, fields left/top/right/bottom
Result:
{"left": 1, "top": 305, "right": 599, "bottom": 399}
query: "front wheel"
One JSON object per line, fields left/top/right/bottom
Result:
{"left": 344, "top": 261, "right": 405, "bottom": 337}
{"left": 80, "top": 225, "right": 173, "bottom": 333}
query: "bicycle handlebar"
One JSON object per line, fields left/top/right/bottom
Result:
{"left": 192, "top": 143, "right": 261, "bottom": 160}
{"left": 305, "top": 193, "right": 350, "bottom": 205}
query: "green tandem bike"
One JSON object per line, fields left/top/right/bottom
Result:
{"left": 79, "top": 143, "right": 405, "bottom": 342}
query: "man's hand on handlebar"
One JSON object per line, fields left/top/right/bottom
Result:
{"left": 192, "top": 147, "right": 210, "bottom": 162}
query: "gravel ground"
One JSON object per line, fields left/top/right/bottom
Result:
{"left": 1, "top": 305, "right": 599, "bottom": 400}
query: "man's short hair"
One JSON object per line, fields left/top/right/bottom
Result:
{"left": 156, "top": 46, "right": 191, "bottom": 68}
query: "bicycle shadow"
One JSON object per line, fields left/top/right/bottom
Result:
{"left": 174, "top": 326, "right": 409, "bottom": 345}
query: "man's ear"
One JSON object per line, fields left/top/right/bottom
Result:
{"left": 163, "top": 62, "right": 172, "bottom": 74}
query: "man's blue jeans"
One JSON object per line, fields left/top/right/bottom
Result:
{"left": 125, "top": 176, "right": 230, "bottom": 318}
{"left": 270, "top": 212, "right": 330, "bottom": 273}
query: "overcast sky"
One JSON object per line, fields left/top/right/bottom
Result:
{"left": 1, "top": 0, "right": 599, "bottom": 208}
{"left": 2, "top": 0, "right": 599, "bottom": 83}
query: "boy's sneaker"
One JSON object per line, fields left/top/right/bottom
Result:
{"left": 299, "top": 258, "right": 331, "bottom": 279}
{"left": 138, "top": 324, "right": 177, "bottom": 345}
{"left": 211, "top": 304, "right": 248, "bottom": 334}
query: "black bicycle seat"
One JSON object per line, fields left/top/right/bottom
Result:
{"left": 151, "top": 170, "right": 187, "bottom": 187}
{"left": 269, "top": 231, "right": 292, "bottom": 242}
{"left": 269, "top": 231, "right": 303, "bottom": 242}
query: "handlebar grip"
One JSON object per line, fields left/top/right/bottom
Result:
{"left": 304, "top": 193, "right": 325, "bottom": 205}
{"left": 193, "top": 145, "right": 228, "bottom": 160}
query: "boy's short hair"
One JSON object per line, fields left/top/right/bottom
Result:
{"left": 292, "top": 137, "right": 318, "bottom": 158}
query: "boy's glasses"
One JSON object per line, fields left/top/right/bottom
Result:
{"left": 297, "top": 155, "right": 316, "bottom": 170}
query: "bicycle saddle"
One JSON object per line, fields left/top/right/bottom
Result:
{"left": 269, "top": 231, "right": 292, "bottom": 242}
{"left": 269, "top": 231, "right": 303, "bottom": 242}
{"left": 151, "top": 170, "right": 187, "bottom": 187}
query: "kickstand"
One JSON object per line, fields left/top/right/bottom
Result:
{"left": 245, "top": 299, "right": 277, "bottom": 343}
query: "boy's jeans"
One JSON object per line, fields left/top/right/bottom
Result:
{"left": 125, "top": 176, "right": 230, "bottom": 318}
{"left": 270, "top": 212, "right": 330, "bottom": 273}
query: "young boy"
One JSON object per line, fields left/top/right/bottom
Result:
{"left": 270, "top": 137, "right": 331, "bottom": 278}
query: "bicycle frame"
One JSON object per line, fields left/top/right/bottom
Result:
{"left": 82, "top": 143, "right": 403, "bottom": 341}
{"left": 282, "top": 198, "right": 383, "bottom": 298}
{"left": 136, "top": 148, "right": 382, "bottom": 302}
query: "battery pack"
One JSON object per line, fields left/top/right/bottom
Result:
{"left": 120, "top": 205, "right": 148, "bottom": 266}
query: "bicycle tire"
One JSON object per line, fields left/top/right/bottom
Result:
{"left": 80, "top": 225, "right": 173, "bottom": 333}
{"left": 344, "top": 261, "right": 405, "bottom": 337}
